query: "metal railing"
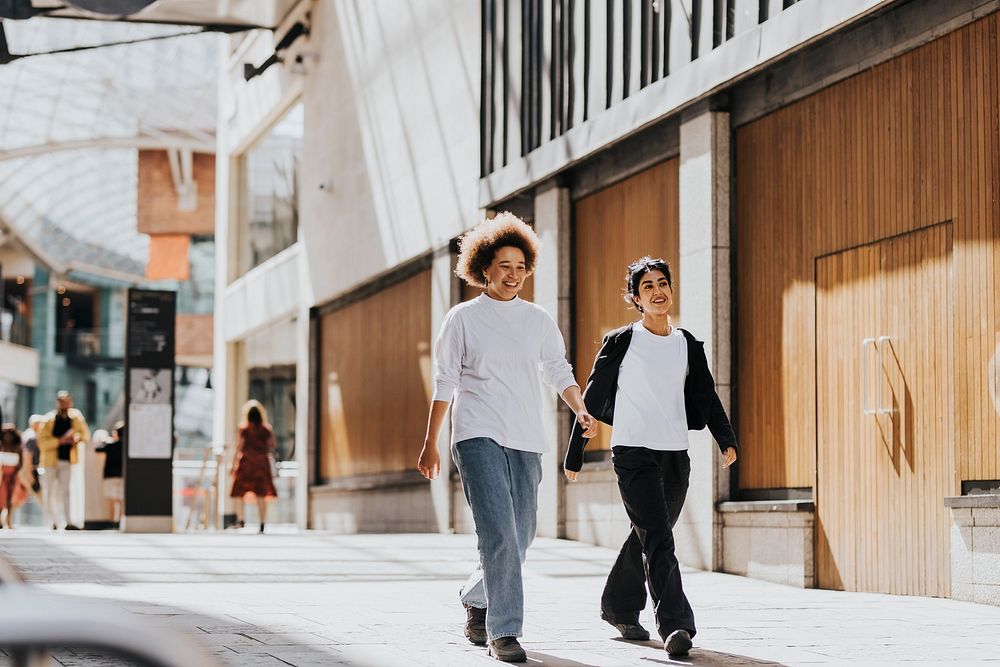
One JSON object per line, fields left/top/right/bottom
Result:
{"left": 0, "top": 307, "right": 31, "bottom": 347}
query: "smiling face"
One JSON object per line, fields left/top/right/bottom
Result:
{"left": 632, "top": 269, "right": 673, "bottom": 316}
{"left": 483, "top": 245, "right": 528, "bottom": 301}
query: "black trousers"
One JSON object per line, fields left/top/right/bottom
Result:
{"left": 601, "top": 446, "right": 696, "bottom": 640}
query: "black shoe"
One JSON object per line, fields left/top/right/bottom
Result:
{"left": 601, "top": 612, "right": 650, "bottom": 641}
{"left": 613, "top": 622, "right": 650, "bottom": 641}
{"left": 665, "top": 629, "right": 692, "bottom": 656}
{"left": 488, "top": 637, "right": 526, "bottom": 662}
{"left": 259, "top": 523, "right": 265, "bottom": 534}
{"left": 64, "top": 524, "right": 81, "bottom": 531}
{"left": 463, "top": 603, "right": 487, "bottom": 645}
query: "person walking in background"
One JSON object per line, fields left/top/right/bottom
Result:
{"left": 229, "top": 400, "right": 277, "bottom": 534}
{"left": 564, "top": 256, "right": 738, "bottom": 658}
{"left": 95, "top": 421, "right": 125, "bottom": 527}
{"left": 0, "top": 424, "right": 28, "bottom": 528}
{"left": 417, "top": 213, "right": 597, "bottom": 663}
{"left": 37, "top": 391, "right": 90, "bottom": 530}
{"left": 21, "top": 415, "right": 43, "bottom": 498}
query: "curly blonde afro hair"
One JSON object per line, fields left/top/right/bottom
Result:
{"left": 455, "top": 212, "right": 541, "bottom": 289}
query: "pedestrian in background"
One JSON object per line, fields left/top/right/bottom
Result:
{"left": 21, "top": 414, "right": 43, "bottom": 496}
{"left": 417, "top": 213, "right": 596, "bottom": 663}
{"left": 95, "top": 421, "right": 125, "bottom": 527}
{"left": 564, "top": 256, "right": 738, "bottom": 658}
{"left": 0, "top": 424, "right": 28, "bottom": 528}
{"left": 229, "top": 400, "right": 277, "bottom": 534}
{"left": 37, "top": 390, "right": 90, "bottom": 530}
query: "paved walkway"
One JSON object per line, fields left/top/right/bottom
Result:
{"left": 1, "top": 529, "right": 999, "bottom": 666}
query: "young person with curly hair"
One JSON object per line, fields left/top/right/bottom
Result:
{"left": 417, "top": 212, "right": 596, "bottom": 663}
{"left": 564, "top": 256, "right": 738, "bottom": 658}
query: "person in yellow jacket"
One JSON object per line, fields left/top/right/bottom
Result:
{"left": 37, "top": 391, "right": 90, "bottom": 530}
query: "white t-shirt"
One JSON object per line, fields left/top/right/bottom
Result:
{"left": 432, "top": 295, "right": 578, "bottom": 453}
{"left": 611, "top": 323, "right": 690, "bottom": 451}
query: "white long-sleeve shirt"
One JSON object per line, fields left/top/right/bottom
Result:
{"left": 432, "top": 294, "right": 578, "bottom": 453}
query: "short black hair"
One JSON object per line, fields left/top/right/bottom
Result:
{"left": 624, "top": 256, "right": 673, "bottom": 311}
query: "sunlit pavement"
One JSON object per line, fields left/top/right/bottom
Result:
{"left": 1, "top": 529, "right": 999, "bottom": 666}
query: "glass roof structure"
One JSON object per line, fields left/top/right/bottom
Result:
{"left": 0, "top": 16, "right": 220, "bottom": 278}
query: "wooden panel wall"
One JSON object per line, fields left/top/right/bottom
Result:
{"left": 318, "top": 270, "right": 432, "bottom": 480}
{"left": 735, "top": 14, "right": 1000, "bottom": 489}
{"left": 574, "top": 158, "right": 680, "bottom": 451}
{"left": 816, "top": 224, "right": 954, "bottom": 595}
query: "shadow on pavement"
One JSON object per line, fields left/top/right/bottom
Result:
{"left": 0, "top": 534, "right": 472, "bottom": 585}
{"left": 604, "top": 638, "right": 789, "bottom": 666}
{"left": 525, "top": 652, "right": 604, "bottom": 666}
{"left": 640, "top": 649, "right": 789, "bottom": 666}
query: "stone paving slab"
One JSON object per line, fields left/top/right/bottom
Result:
{"left": 0, "top": 530, "right": 999, "bottom": 666}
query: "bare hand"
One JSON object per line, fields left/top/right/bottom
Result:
{"left": 417, "top": 443, "right": 440, "bottom": 480}
{"left": 721, "top": 447, "right": 737, "bottom": 468}
{"left": 576, "top": 411, "right": 598, "bottom": 438}
{"left": 564, "top": 469, "right": 578, "bottom": 482}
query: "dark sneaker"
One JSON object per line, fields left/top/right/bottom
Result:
{"left": 601, "top": 612, "right": 650, "bottom": 641}
{"left": 665, "top": 629, "right": 692, "bottom": 656}
{"left": 488, "top": 637, "right": 526, "bottom": 662}
{"left": 613, "top": 622, "right": 650, "bottom": 641}
{"left": 463, "top": 603, "right": 487, "bottom": 645}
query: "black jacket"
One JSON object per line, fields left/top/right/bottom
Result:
{"left": 95, "top": 438, "right": 123, "bottom": 479}
{"left": 564, "top": 323, "right": 738, "bottom": 472}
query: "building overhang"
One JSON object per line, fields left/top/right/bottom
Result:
{"left": 0, "top": 340, "right": 40, "bottom": 388}
{"left": 1, "top": 0, "right": 301, "bottom": 30}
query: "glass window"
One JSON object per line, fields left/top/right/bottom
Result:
{"left": 237, "top": 104, "right": 303, "bottom": 276}
{"left": 243, "top": 318, "right": 297, "bottom": 461}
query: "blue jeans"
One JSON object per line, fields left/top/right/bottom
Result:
{"left": 453, "top": 437, "right": 543, "bottom": 640}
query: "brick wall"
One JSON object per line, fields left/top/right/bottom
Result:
{"left": 137, "top": 150, "right": 215, "bottom": 236}
{"left": 176, "top": 313, "right": 213, "bottom": 366}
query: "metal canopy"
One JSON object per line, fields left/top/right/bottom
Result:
{"left": 5, "top": 0, "right": 299, "bottom": 29}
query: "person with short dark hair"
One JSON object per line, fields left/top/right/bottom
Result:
{"left": 564, "top": 256, "right": 738, "bottom": 658}
{"left": 37, "top": 391, "right": 90, "bottom": 530}
{"left": 418, "top": 213, "right": 596, "bottom": 663}
{"left": 229, "top": 400, "right": 277, "bottom": 534}
{"left": 95, "top": 421, "right": 125, "bottom": 526}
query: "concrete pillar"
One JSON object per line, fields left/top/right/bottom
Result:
{"left": 212, "top": 140, "right": 242, "bottom": 526}
{"left": 532, "top": 183, "right": 572, "bottom": 539}
{"left": 293, "top": 309, "right": 311, "bottom": 530}
{"left": 215, "top": 341, "right": 247, "bottom": 524}
{"left": 428, "top": 247, "right": 455, "bottom": 533}
{"left": 677, "top": 108, "right": 732, "bottom": 571}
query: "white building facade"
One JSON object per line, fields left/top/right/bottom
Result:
{"left": 216, "top": 0, "right": 1000, "bottom": 605}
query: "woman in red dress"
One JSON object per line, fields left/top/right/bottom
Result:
{"left": 229, "top": 400, "right": 277, "bottom": 533}
{"left": 0, "top": 424, "right": 29, "bottom": 529}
